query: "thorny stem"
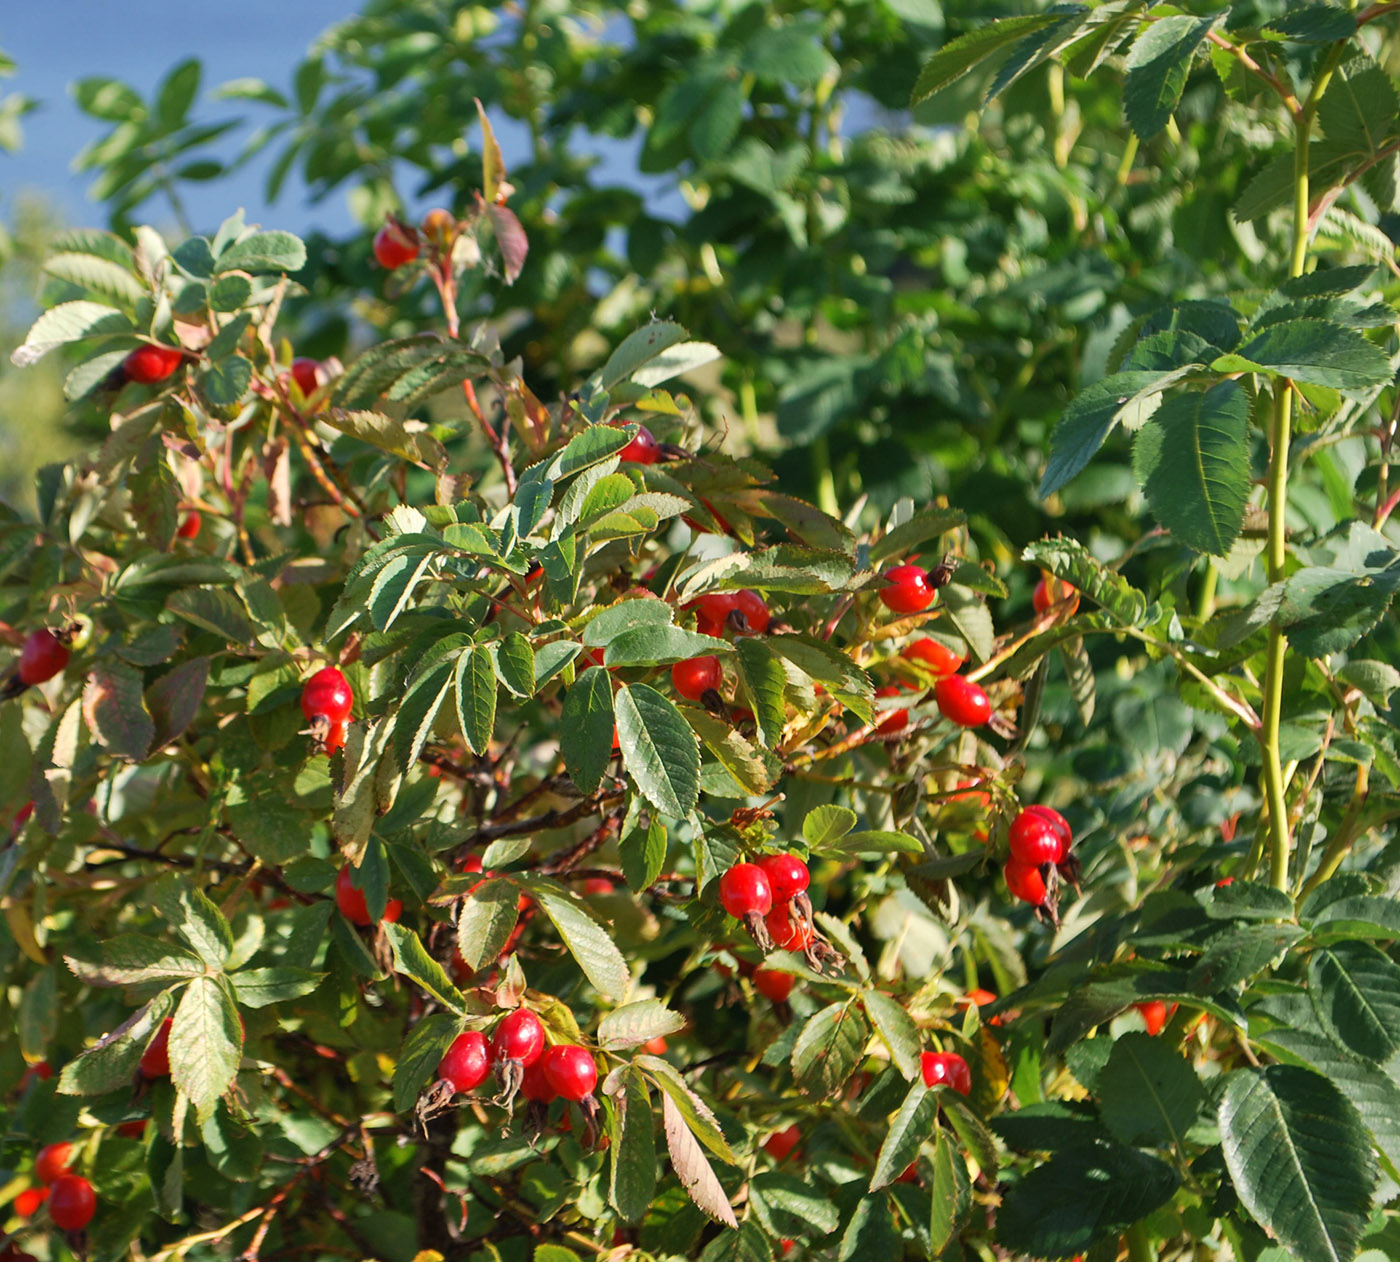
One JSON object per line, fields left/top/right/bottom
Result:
{"left": 464, "top": 377, "right": 518, "bottom": 495}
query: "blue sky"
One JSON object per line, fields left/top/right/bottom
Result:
{"left": 1, "top": 1, "right": 362, "bottom": 236}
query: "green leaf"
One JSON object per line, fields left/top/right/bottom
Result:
{"left": 216, "top": 230, "right": 306, "bottom": 274}
{"left": 1096, "top": 1032, "right": 1205, "bottom": 1149}
{"left": 1133, "top": 381, "right": 1251, "bottom": 556}
{"left": 323, "top": 409, "right": 448, "bottom": 471}
{"left": 533, "top": 884, "right": 631, "bottom": 999}
{"left": 750, "top": 1171, "right": 841, "bottom": 1239}
{"left": 863, "top": 990, "right": 922, "bottom": 1081}
{"left": 145, "top": 656, "right": 209, "bottom": 749}
{"left": 393, "top": 1012, "right": 460, "bottom": 1112}
{"left": 1217, "top": 319, "right": 1392, "bottom": 390}
{"left": 155, "top": 877, "right": 233, "bottom": 969}
{"left": 230, "top": 967, "right": 324, "bottom": 1009}
{"left": 559, "top": 667, "right": 615, "bottom": 794}
{"left": 599, "top": 999, "right": 686, "bottom": 1050}
{"left": 637, "top": 1052, "right": 738, "bottom": 1164}
{"left": 1123, "top": 15, "right": 1219, "bottom": 139}
{"left": 735, "top": 637, "right": 786, "bottom": 749}
{"left": 201, "top": 355, "right": 253, "bottom": 406}
{"left": 685, "top": 708, "right": 782, "bottom": 796}
{"left": 64, "top": 935, "right": 205, "bottom": 987}
{"left": 167, "top": 586, "right": 256, "bottom": 645}
{"left": 456, "top": 879, "right": 521, "bottom": 973}
{"left": 606, "top": 623, "right": 725, "bottom": 668}
{"left": 610, "top": 1067, "right": 657, "bottom": 1223}
{"left": 870, "top": 1082, "right": 940, "bottom": 1191}
{"left": 82, "top": 660, "right": 155, "bottom": 761}
{"left": 838, "top": 1192, "right": 900, "bottom": 1260}
{"left": 454, "top": 646, "right": 497, "bottom": 756}
{"left": 1041, "top": 368, "right": 1198, "bottom": 498}
{"left": 42, "top": 251, "right": 143, "bottom": 306}
{"left": 493, "top": 632, "right": 535, "bottom": 698}
{"left": 390, "top": 659, "right": 456, "bottom": 776}
{"left": 803, "top": 804, "right": 858, "bottom": 849}
{"left": 620, "top": 816, "right": 667, "bottom": 892}
{"left": 584, "top": 598, "right": 675, "bottom": 645}
{"left": 910, "top": 14, "right": 1063, "bottom": 104}
{"left": 155, "top": 58, "right": 200, "bottom": 129}
{"left": 1022, "top": 537, "right": 1149, "bottom": 628}
{"left": 1309, "top": 941, "right": 1400, "bottom": 1070}
{"left": 791, "top": 1001, "right": 868, "bottom": 1098}
{"left": 1219, "top": 1065, "right": 1377, "bottom": 1262}
{"left": 383, "top": 922, "right": 467, "bottom": 1013}
{"left": 10, "top": 300, "right": 133, "bottom": 367}
{"left": 225, "top": 790, "right": 310, "bottom": 866}
{"left": 633, "top": 340, "right": 723, "bottom": 388}
{"left": 996, "top": 1140, "right": 1179, "bottom": 1257}
{"left": 169, "top": 975, "right": 242, "bottom": 1122}
{"left": 59, "top": 999, "right": 170, "bottom": 1097}
{"left": 599, "top": 323, "right": 692, "bottom": 390}
{"left": 929, "top": 1128, "right": 972, "bottom": 1254}
{"left": 615, "top": 684, "right": 700, "bottom": 818}
{"left": 835, "top": 830, "right": 923, "bottom": 856}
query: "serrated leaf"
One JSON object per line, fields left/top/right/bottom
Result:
{"left": 1133, "top": 381, "right": 1251, "bottom": 556}
{"left": 661, "top": 1090, "right": 738, "bottom": 1228}
{"left": 83, "top": 660, "right": 155, "bottom": 761}
{"left": 803, "top": 804, "right": 857, "bottom": 848}
{"left": 863, "top": 990, "right": 923, "bottom": 1081}
{"left": 1096, "top": 1033, "right": 1204, "bottom": 1149}
{"left": 929, "top": 1127, "right": 972, "bottom": 1253}
{"left": 145, "top": 656, "right": 209, "bottom": 749}
{"left": 600, "top": 323, "right": 691, "bottom": 390}
{"left": 10, "top": 299, "right": 133, "bottom": 366}
{"left": 65, "top": 935, "right": 205, "bottom": 987}
{"left": 169, "top": 975, "right": 242, "bottom": 1121}
{"left": 493, "top": 632, "right": 535, "bottom": 697}
{"left": 606, "top": 623, "right": 724, "bottom": 668}
{"left": 616, "top": 684, "right": 700, "bottom": 818}
{"left": 637, "top": 1051, "right": 737, "bottom": 1164}
{"left": 599, "top": 999, "right": 686, "bottom": 1050}
{"left": 1219, "top": 1065, "right": 1377, "bottom": 1262}
{"left": 1022, "top": 538, "right": 1149, "bottom": 627}
{"left": 456, "top": 879, "right": 521, "bottom": 973}
{"left": 390, "top": 661, "right": 455, "bottom": 775}
{"left": 791, "top": 1001, "right": 868, "bottom": 1097}
{"left": 454, "top": 646, "right": 497, "bottom": 756}
{"left": 560, "top": 667, "right": 615, "bottom": 794}
{"left": 1123, "top": 15, "right": 1219, "bottom": 139}
{"left": 230, "top": 967, "right": 324, "bottom": 1009}
{"left": 870, "top": 1082, "right": 940, "bottom": 1190}
{"left": 1309, "top": 941, "right": 1400, "bottom": 1069}
{"left": 58, "top": 1000, "right": 170, "bottom": 1097}
{"left": 324, "top": 409, "right": 448, "bottom": 470}
{"left": 620, "top": 816, "right": 667, "bottom": 892}
{"left": 534, "top": 885, "right": 630, "bottom": 998}
{"left": 1217, "top": 319, "right": 1392, "bottom": 390}
{"left": 735, "top": 637, "right": 786, "bottom": 749}
{"left": 216, "top": 229, "right": 306, "bottom": 274}
{"left": 610, "top": 1067, "right": 657, "bottom": 1223}
{"left": 384, "top": 922, "right": 467, "bottom": 1013}
{"left": 911, "top": 14, "right": 1063, "bottom": 104}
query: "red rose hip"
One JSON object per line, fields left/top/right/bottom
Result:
{"left": 373, "top": 221, "right": 419, "bottom": 268}
{"left": 719, "top": 863, "right": 773, "bottom": 919}
{"left": 879, "top": 564, "right": 938, "bottom": 615}
{"left": 17, "top": 629, "right": 69, "bottom": 687}
{"left": 439, "top": 1030, "right": 491, "bottom": 1093}
{"left": 48, "top": 1173, "right": 96, "bottom": 1230}
{"left": 1008, "top": 810, "right": 1063, "bottom": 866}
{"left": 491, "top": 1009, "right": 546, "bottom": 1068}
{"left": 617, "top": 424, "right": 660, "bottom": 464}
{"left": 672, "top": 655, "right": 722, "bottom": 702}
{"left": 755, "top": 854, "right": 809, "bottom": 904}
{"left": 335, "top": 865, "right": 402, "bottom": 926}
{"left": 731, "top": 589, "right": 770, "bottom": 634}
{"left": 123, "top": 343, "right": 184, "bottom": 384}
{"left": 1004, "top": 857, "right": 1048, "bottom": 906}
{"left": 763, "top": 1124, "right": 801, "bottom": 1161}
{"left": 753, "top": 967, "right": 795, "bottom": 1003}
{"left": 140, "top": 1017, "right": 173, "bottom": 1078}
{"left": 301, "top": 666, "right": 353, "bottom": 725}
{"left": 935, "top": 675, "right": 991, "bottom": 728}
{"left": 35, "top": 1141, "right": 72, "bottom": 1185}
{"left": 289, "top": 357, "right": 320, "bottom": 397}
{"left": 920, "top": 1050, "right": 972, "bottom": 1096}
{"left": 905, "top": 637, "right": 964, "bottom": 676}
{"left": 543, "top": 1044, "right": 598, "bottom": 1101}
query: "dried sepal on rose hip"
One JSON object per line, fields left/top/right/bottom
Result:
{"left": 490, "top": 1007, "right": 546, "bottom": 1111}
{"left": 766, "top": 898, "right": 845, "bottom": 974}
{"left": 718, "top": 862, "right": 775, "bottom": 951}
{"left": 756, "top": 852, "right": 813, "bottom": 931}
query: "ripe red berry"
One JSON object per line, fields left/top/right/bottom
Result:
{"left": 719, "top": 863, "right": 773, "bottom": 919}
{"left": 491, "top": 1009, "right": 546, "bottom": 1067}
{"left": 18, "top": 1058, "right": 51, "bottom": 1088}
{"left": 731, "top": 589, "right": 770, "bottom": 634}
{"left": 543, "top": 1044, "right": 598, "bottom": 1102}
{"left": 617, "top": 424, "right": 660, "bottom": 464}
{"left": 1004, "top": 857, "right": 1048, "bottom": 906}
{"left": 323, "top": 721, "right": 347, "bottom": 755}
{"left": 373, "top": 221, "right": 419, "bottom": 268}
{"left": 519, "top": 1058, "right": 558, "bottom": 1103}
{"left": 115, "top": 1120, "right": 147, "bottom": 1139}
{"left": 289, "top": 357, "right": 320, "bottom": 397}
{"left": 1008, "top": 810, "right": 1062, "bottom": 866}
{"left": 874, "top": 684, "right": 909, "bottom": 733}
{"left": 879, "top": 564, "right": 937, "bottom": 615}
{"left": 14, "top": 1186, "right": 46, "bottom": 1217}
{"left": 17, "top": 629, "right": 69, "bottom": 687}
{"left": 642, "top": 1036, "right": 668, "bottom": 1055}
{"left": 140, "top": 1017, "right": 173, "bottom": 1078}
{"left": 301, "top": 666, "right": 354, "bottom": 725}
{"left": 176, "top": 510, "right": 202, "bottom": 540}
{"left": 905, "top": 637, "right": 964, "bottom": 676}
{"left": 35, "top": 1141, "right": 72, "bottom": 1185}
{"left": 1025, "top": 805, "right": 1072, "bottom": 858}
{"left": 583, "top": 876, "right": 615, "bottom": 895}
{"left": 755, "top": 854, "right": 809, "bottom": 904}
{"left": 48, "top": 1173, "right": 96, "bottom": 1231}
{"left": 686, "top": 592, "right": 737, "bottom": 637}
{"left": 1033, "top": 573, "right": 1079, "bottom": 616}
{"left": 1135, "top": 1000, "right": 1177, "bottom": 1036}
{"left": 920, "top": 1050, "right": 972, "bottom": 1096}
{"left": 934, "top": 675, "right": 991, "bottom": 728}
{"left": 766, "top": 905, "right": 814, "bottom": 953}
{"left": 123, "top": 343, "right": 184, "bottom": 384}
{"left": 763, "top": 1124, "right": 801, "bottom": 1161}
{"left": 335, "top": 865, "right": 402, "bottom": 926}
{"left": 753, "top": 967, "right": 795, "bottom": 1003}
{"left": 672, "top": 655, "right": 723, "bottom": 702}
{"left": 439, "top": 1030, "right": 491, "bottom": 1093}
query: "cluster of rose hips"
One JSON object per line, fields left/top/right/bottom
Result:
{"left": 1003, "top": 804, "right": 1076, "bottom": 919}
{"left": 718, "top": 854, "right": 841, "bottom": 973}
{"left": 9, "top": 1141, "right": 96, "bottom": 1233}
{"left": 425, "top": 1009, "right": 599, "bottom": 1124}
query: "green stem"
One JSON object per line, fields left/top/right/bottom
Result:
{"left": 1259, "top": 48, "right": 1343, "bottom": 890}
{"left": 1298, "top": 763, "right": 1370, "bottom": 899}
{"left": 1124, "top": 1221, "right": 1154, "bottom": 1262}
{"left": 812, "top": 435, "right": 839, "bottom": 516}
{"left": 1194, "top": 561, "right": 1218, "bottom": 621}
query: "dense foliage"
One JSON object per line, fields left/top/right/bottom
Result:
{"left": 2, "top": 3, "right": 1400, "bottom": 1261}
